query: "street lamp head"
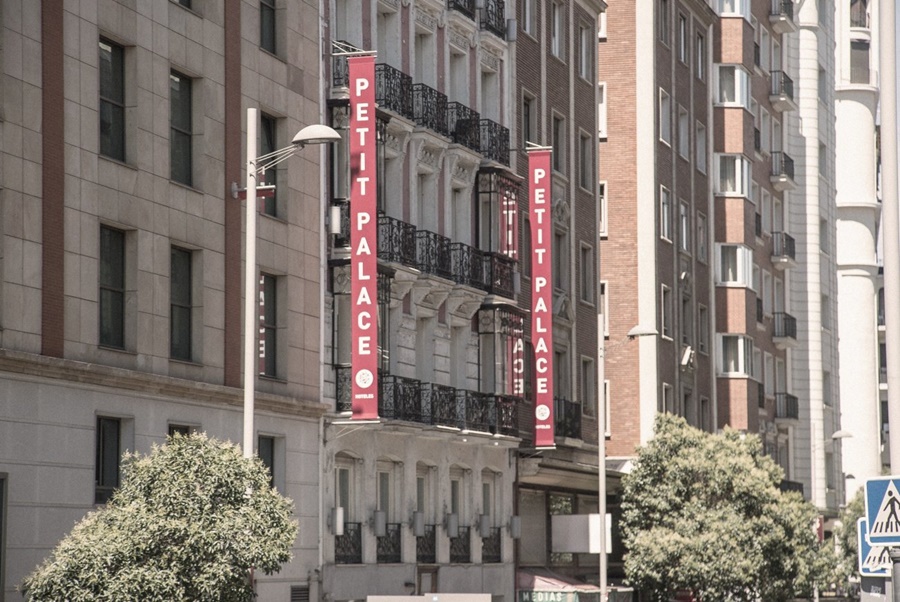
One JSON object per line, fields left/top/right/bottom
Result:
{"left": 626, "top": 324, "right": 658, "bottom": 340}
{"left": 831, "top": 429, "right": 853, "bottom": 440}
{"left": 292, "top": 124, "right": 342, "bottom": 147}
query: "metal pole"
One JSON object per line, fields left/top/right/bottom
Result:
{"left": 891, "top": 548, "right": 900, "bottom": 602}
{"left": 598, "top": 304, "right": 607, "bottom": 602}
{"left": 243, "top": 107, "right": 258, "bottom": 459}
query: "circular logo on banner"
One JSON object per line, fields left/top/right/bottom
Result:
{"left": 535, "top": 404, "right": 551, "bottom": 421}
{"left": 355, "top": 369, "right": 374, "bottom": 389}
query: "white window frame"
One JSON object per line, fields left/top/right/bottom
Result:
{"left": 551, "top": 2, "right": 563, "bottom": 59}
{"left": 698, "top": 304, "right": 709, "bottom": 354}
{"left": 661, "top": 284, "right": 673, "bottom": 340}
{"left": 716, "top": 0, "right": 750, "bottom": 20}
{"left": 660, "top": 186, "right": 672, "bottom": 241}
{"left": 696, "top": 31, "right": 705, "bottom": 80}
{"left": 718, "top": 334, "right": 755, "bottom": 376}
{"left": 763, "top": 269, "right": 773, "bottom": 315}
{"left": 716, "top": 65, "right": 751, "bottom": 107}
{"left": 598, "top": 11, "right": 607, "bottom": 40}
{"left": 579, "top": 243, "right": 595, "bottom": 305}
{"left": 716, "top": 243, "right": 753, "bottom": 286}
{"left": 659, "top": 88, "right": 672, "bottom": 145}
{"left": 678, "top": 13, "right": 688, "bottom": 63}
{"left": 679, "top": 200, "right": 691, "bottom": 253}
{"left": 597, "top": 82, "right": 608, "bottom": 139}
{"left": 600, "top": 280, "right": 609, "bottom": 337}
{"left": 678, "top": 106, "right": 690, "bottom": 159}
{"left": 696, "top": 121, "right": 707, "bottom": 173}
{"left": 697, "top": 212, "right": 708, "bottom": 263}
{"left": 523, "top": 0, "right": 536, "bottom": 36}
{"left": 715, "top": 154, "right": 752, "bottom": 197}
{"left": 598, "top": 181, "right": 608, "bottom": 238}
{"left": 765, "top": 352, "right": 775, "bottom": 396}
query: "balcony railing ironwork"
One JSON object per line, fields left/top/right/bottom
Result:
{"left": 417, "top": 230, "right": 453, "bottom": 279}
{"left": 770, "top": 71, "right": 795, "bottom": 102}
{"left": 450, "top": 526, "right": 472, "bottom": 563}
{"left": 448, "top": 102, "right": 481, "bottom": 152}
{"left": 495, "top": 394, "right": 519, "bottom": 437}
{"left": 772, "top": 232, "right": 796, "bottom": 261}
{"left": 451, "top": 242, "right": 487, "bottom": 289}
{"left": 481, "top": 0, "right": 506, "bottom": 38}
{"left": 376, "top": 63, "right": 414, "bottom": 120}
{"left": 417, "top": 525, "right": 437, "bottom": 563}
{"left": 422, "top": 382, "right": 458, "bottom": 428}
{"left": 482, "top": 252, "right": 516, "bottom": 297}
{"left": 482, "top": 527, "right": 502, "bottom": 563}
{"left": 448, "top": 0, "right": 476, "bottom": 19}
{"left": 413, "top": 83, "right": 449, "bottom": 136}
{"left": 775, "top": 392, "right": 799, "bottom": 419}
{"left": 377, "top": 523, "right": 402, "bottom": 563}
{"left": 459, "top": 389, "right": 493, "bottom": 433}
{"left": 480, "top": 119, "right": 511, "bottom": 165}
{"left": 378, "top": 213, "right": 418, "bottom": 267}
{"left": 380, "top": 375, "right": 424, "bottom": 422}
{"left": 774, "top": 312, "right": 797, "bottom": 339}
{"left": 332, "top": 42, "right": 350, "bottom": 87}
{"left": 335, "top": 522, "right": 363, "bottom": 564}
{"left": 555, "top": 397, "right": 582, "bottom": 439}
{"left": 771, "top": 152, "right": 795, "bottom": 182}
{"left": 771, "top": 0, "right": 794, "bottom": 21}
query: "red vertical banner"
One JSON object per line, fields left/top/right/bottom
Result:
{"left": 349, "top": 55, "right": 379, "bottom": 420}
{"left": 529, "top": 149, "right": 554, "bottom": 447}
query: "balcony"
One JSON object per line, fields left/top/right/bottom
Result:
{"left": 376, "top": 63, "right": 414, "bottom": 120}
{"left": 450, "top": 526, "right": 472, "bottom": 563}
{"left": 417, "top": 230, "right": 453, "bottom": 280}
{"left": 555, "top": 397, "right": 582, "bottom": 440}
{"left": 335, "top": 522, "right": 363, "bottom": 564}
{"left": 377, "top": 523, "right": 402, "bottom": 563}
{"left": 769, "top": 0, "right": 797, "bottom": 34}
{"left": 770, "top": 152, "right": 795, "bottom": 191}
{"left": 775, "top": 392, "right": 799, "bottom": 421}
{"left": 417, "top": 524, "right": 437, "bottom": 563}
{"left": 769, "top": 71, "right": 797, "bottom": 112}
{"left": 773, "top": 312, "right": 798, "bottom": 349}
{"left": 380, "top": 374, "right": 426, "bottom": 421}
{"left": 448, "top": 102, "right": 481, "bottom": 152}
{"left": 332, "top": 44, "right": 350, "bottom": 88}
{"left": 480, "top": 119, "right": 511, "bottom": 165}
{"left": 378, "top": 213, "right": 418, "bottom": 268}
{"left": 482, "top": 252, "right": 516, "bottom": 298}
{"left": 448, "top": 0, "right": 476, "bottom": 20}
{"left": 413, "top": 83, "right": 449, "bottom": 137}
{"left": 451, "top": 242, "right": 487, "bottom": 289}
{"left": 772, "top": 232, "right": 797, "bottom": 269}
{"left": 480, "top": 0, "right": 506, "bottom": 39}
{"left": 482, "top": 527, "right": 502, "bottom": 563}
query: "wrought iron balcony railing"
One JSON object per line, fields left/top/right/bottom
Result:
{"left": 332, "top": 41, "right": 350, "bottom": 88}
{"left": 780, "top": 479, "right": 804, "bottom": 495}
{"left": 380, "top": 374, "right": 424, "bottom": 422}
{"left": 376, "top": 63, "right": 414, "bottom": 120}
{"left": 450, "top": 526, "right": 472, "bottom": 563}
{"left": 555, "top": 397, "right": 582, "bottom": 439}
{"left": 772, "top": 232, "right": 796, "bottom": 261}
{"left": 775, "top": 392, "right": 799, "bottom": 419}
{"left": 448, "top": 102, "right": 481, "bottom": 152}
{"left": 482, "top": 252, "right": 516, "bottom": 298}
{"left": 413, "top": 83, "right": 449, "bottom": 137}
{"left": 495, "top": 394, "right": 519, "bottom": 437}
{"left": 417, "top": 524, "right": 437, "bottom": 563}
{"left": 771, "top": 152, "right": 795, "bottom": 181}
{"left": 460, "top": 389, "right": 493, "bottom": 433}
{"left": 421, "top": 382, "right": 458, "bottom": 428}
{"left": 770, "top": 71, "right": 795, "bottom": 102}
{"left": 480, "top": 119, "right": 510, "bottom": 165}
{"left": 480, "top": 0, "right": 506, "bottom": 39}
{"left": 448, "top": 0, "right": 476, "bottom": 20}
{"left": 377, "top": 523, "right": 402, "bottom": 563}
{"left": 482, "top": 527, "right": 502, "bottom": 563}
{"left": 378, "top": 213, "right": 418, "bottom": 267}
{"left": 774, "top": 312, "right": 797, "bottom": 339}
{"left": 417, "top": 230, "right": 453, "bottom": 280}
{"left": 335, "top": 522, "right": 363, "bottom": 564}
{"left": 451, "top": 242, "right": 487, "bottom": 289}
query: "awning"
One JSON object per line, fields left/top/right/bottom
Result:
{"left": 516, "top": 569, "right": 601, "bottom": 602}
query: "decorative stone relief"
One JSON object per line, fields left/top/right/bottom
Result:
{"left": 553, "top": 197, "right": 571, "bottom": 224}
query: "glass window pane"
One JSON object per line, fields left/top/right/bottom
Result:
{"left": 261, "top": 0, "right": 276, "bottom": 53}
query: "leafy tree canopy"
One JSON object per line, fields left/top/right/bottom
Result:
{"left": 833, "top": 488, "right": 865, "bottom": 597}
{"left": 620, "top": 414, "right": 832, "bottom": 602}
{"left": 22, "top": 433, "right": 297, "bottom": 602}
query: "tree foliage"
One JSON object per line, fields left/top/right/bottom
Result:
{"left": 620, "top": 414, "right": 832, "bottom": 601}
{"left": 832, "top": 488, "right": 865, "bottom": 597}
{"left": 22, "top": 433, "right": 297, "bottom": 602}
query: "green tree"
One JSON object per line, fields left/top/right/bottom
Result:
{"left": 832, "top": 488, "right": 865, "bottom": 597}
{"left": 620, "top": 414, "right": 832, "bottom": 601}
{"left": 22, "top": 433, "right": 297, "bottom": 602}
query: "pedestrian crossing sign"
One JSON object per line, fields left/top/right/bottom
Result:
{"left": 865, "top": 476, "right": 900, "bottom": 546}
{"left": 858, "top": 518, "right": 890, "bottom": 577}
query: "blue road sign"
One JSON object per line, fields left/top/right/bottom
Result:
{"left": 865, "top": 476, "right": 900, "bottom": 546}
{"left": 858, "top": 518, "right": 890, "bottom": 577}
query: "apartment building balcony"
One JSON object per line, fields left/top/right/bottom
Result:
{"left": 769, "top": 71, "right": 797, "bottom": 112}
{"left": 775, "top": 392, "right": 800, "bottom": 421}
{"left": 417, "top": 525, "right": 437, "bottom": 563}
{"left": 482, "top": 251, "right": 516, "bottom": 298}
{"left": 448, "top": 102, "right": 481, "bottom": 152}
{"left": 332, "top": 46, "right": 350, "bottom": 88}
{"left": 449, "top": 0, "right": 476, "bottom": 20}
{"left": 770, "top": 152, "right": 795, "bottom": 191}
{"left": 769, "top": 0, "right": 797, "bottom": 34}
{"left": 450, "top": 527, "right": 472, "bottom": 563}
{"left": 413, "top": 83, "right": 450, "bottom": 137}
{"left": 771, "top": 232, "right": 797, "bottom": 269}
{"left": 335, "top": 522, "right": 363, "bottom": 564}
{"left": 480, "top": 0, "right": 507, "bottom": 39}
{"left": 451, "top": 242, "right": 487, "bottom": 289}
{"left": 417, "top": 230, "right": 453, "bottom": 280}
{"left": 773, "top": 312, "right": 798, "bottom": 349}
{"left": 480, "top": 118, "right": 511, "bottom": 165}
{"left": 482, "top": 527, "right": 502, "bottom": 563}
{"left": 376, "top": 63, "right": 414, "bottom": 120}
{"left": 376, "top": 523, "right": 402, "bottom": 563}
{"left": 555, "top": 397, "right": 582, "bottom": 440}
{"left": 378, "top": 213, "right": 418, "bottom": 268}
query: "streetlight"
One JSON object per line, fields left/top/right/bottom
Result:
{"left": 597, "top": 323, "right": 657, "bottom": 600}
{"left": 241, "top": 107, "right": 340, "bottom": 458}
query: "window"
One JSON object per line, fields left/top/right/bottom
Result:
{"left": 696, "top": 32, "right": 705, "bottom": 80}
{"left": 761, "top": 189, "right": 772, "bottom": 233}
{"left": 716, "top": 154, "right": 751, "bottom": 196}
{"left": 377, "top": 467, "right": 392, "bottom": 515}
{"left": 554, "top": 348, "right": 571, "bottom": 399}
{"left": 752, "top": 263, "right": 760, "bottom": 293}
{"left": 678, "top": 106, "right": 689, "bottom": 158}
{"left": 819, "top": 141, "right": 828, "bottom": 174}
{"left": 523, "top": 93, "right": 536, "bottom": 145}
{"left": 820, "top": 218, "right": 830, "bottom": 254}
{"left": 580, "top": 244, "right": 595, "bottom": 304}
{"left": 597, "top": 82, "right": 607, "bottom": 138}
{"left": 551, "top": 2, "right": 563, "bottom": 59}
{"left": 170, "top": 70, "right": 193, "bottom": 186}
{"left": 697, "top": 212, "right": 708, "bottom": 262}
{"left": 659, "top": 89, "right": 672, "bottom": 145}
{"left": 698, "top": 305, "right": 709, "bottom": 354}
{"left": 765, "top": 353, "right": 775, "bottom": 396}
{"left": 717, "top": 243, "right": 753, "bottom": 285}
{"left": 679, "top": 201, "right": 691, "bottom": 252}
{"left": 177, "top": 0, "right": 192, "bottom": 7}
{"left": 659, "top": 0, "right": 670, "bottom": 45}
{"left": 100, "top": 226, "right": 126, "bottom": 348}
{"left": 170, "top": 247, "right": 193, "bottom": 361}
{"left": 581, "top": 357, "right": 596, "bottom": 416}
{"left": 759, "top": 28, "right": 770, "bottom": 73}
{"left": 717, "top": 0, "right": 750, "bottom": 19}
{"left": 598, "top": 182, "right": 608, "bottom": 237}
{"left": 598, "top": 11, "right": 607, "bottom": 40}
{"left": 662, "top": 383, "right": 674, "bottom": 413}
{"left": 661, "top": 285, "right": 673, "bottom": 339}
{"left": 579, "top": 134, "right": 593, "bottom": 190}
{"left": 523, "top": 0, "right": 536, "bottom": 35}
{"left": 260, "top": 273, "right": 278, "bottom": 377}
{"left": 719, "top": 334, "right": 754, "bottom": 376}
{"left": 552, "top": 115, "right": 565, "bottom": 172}
{"left": 660, "top": 186, "right": 672, "bottom": 240}
{"left": 717, "top": 65, "right": 750, "bottom": 107}
{"left": 763, "top": 270, "right": 773, "bottom": 314}
{"left": 553, "top": 230, "right": 569, "bottom": 291}
{"left": 99, "top": 39, "right": 125, "bottom": 161}
{"left": 258, "top": 435, "right": 275, "bottom": 486}
{"left": 168, "top": 424, "right": 194, "bottom": 436}
{"left": 335, "top": 456, "right": 355, "bottom": 523}
{"left": 260, "top": 113, "right": 279, "bottom": 216}
{"left": 696, "top": 122, "right": 706, "bottom": 173}
{"left": 678, "top": 14, "right": 687, "bottom": 62}
{"left": 579, "top": 25, "right": 592, "bottom": 79}
{"left": 261, "top": 0, "right": 276, "bottom": 53}
{"left": 752, "top": 347, "right": 762, "bottom": 382}
{"left": 822, "top": 293, "right": 832, "bottom": 330}
{"left": 95, "top": 417, "right": 121, "bottom": 504}
{"left": 600, "top": 281, "right": 609, "bottom": 337}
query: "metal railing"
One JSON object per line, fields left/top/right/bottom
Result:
{"left": 774, "top": 312, "right": 797, "bottom": 339}
{"left": 482, "top": 252, "right": 516, "bottom": 298}
{"left": 377, "top": 523, "right": 402, "bottom": 563}
{"left": 450, "top": 526, "right": 472, "bottom": 563}
{"left": 376, "top": 63, "right": 414, "bottom": 120}
{"left": 481, "top": 0, "right": 506, "bottom": 38}
{"left": 380, "top": 375, "right": 425, "bottom": 422}
{"left": 770, "top": 71, "right": 795, "bottom": 102}
{"left": 555, "top": 397, "right": 582, "bottom": 439}
{"left": 495, "top": 394, "right": 520, "bottom": 437}
{"left": 448, "top": 102, "right": 481, "bottom": 152}
{"left": 480, "top": 119, "right": 511, "bottom": 165}
{"left": 482, "top": 527, "right": 502, "bottom": 563}
{"left": 378, "top": 213, "right": 418, "bottom": 267}
{"left": 775, "top": 392, "right": 799, "bottom": 419}
{"left": 413, "top": 83, "right": 449, "bottom": 136}
{"left": 335, "top": 522, "right": 363, "bottom": 564}
{"left": 451, "top": 242, "right": 487, "bottom": 289}
{"left": 460, "top": 389, "right": 493, "bottom": 433}
{"left": 417, "top": 230, "right": 453, "bottom": 279}
{"left": 771, "top": 0, "right": 794, "bottom": 21}
{"left": 772, "top": 232, "right": 796, "bottom": 261}
{"left": 449, "top": 0, "right": 475, "bottom": 19}
{"left": 417, "top": 525, "right": 437, "bottom": 563}
{"left": 771, "top": 152, "right": 795, "bottom": 182}
{"left": 332, "top": 41, "right": 350, "bottom": 87}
